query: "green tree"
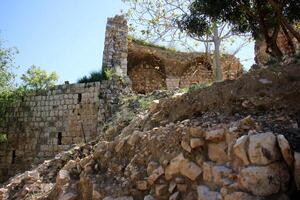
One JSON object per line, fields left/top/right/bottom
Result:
{"left": 0, "top": 40, "right": 18, "bottom": 93}
{"left": 122, "top": 0, "right": 251, "bottom": 82}
{"left": 179, "top": 0, "right": 300, "bottom": 61}
{"left": 21, "top": 65, "right": 58, "bottom": 91}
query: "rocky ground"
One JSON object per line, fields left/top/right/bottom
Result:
{"left": 0, "top": 61, "right": 300, "bottom": 200}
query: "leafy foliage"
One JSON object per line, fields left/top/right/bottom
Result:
{"left": 21, "top": 65, "right": 58, "bottom": 91}
{"left": 77, "top": 68, "right": 116, "bottom": 83}
{"left": 0, "top": 133, "right": 7, "bottom": 143}
{"left": 179, "top": 0, "right": 300, "bottom": 60}
{"left": 0, "top": 41, "right": 18, "bottom": 93}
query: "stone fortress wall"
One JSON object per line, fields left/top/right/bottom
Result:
{"left": 0, "top": 79, "right": 123, "bottom": 182}
{"left": 0, "top": 15, "right": 243, "bottom": 183}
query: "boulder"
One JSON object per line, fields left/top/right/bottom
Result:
{"left": 238, "top": 162, "right": 290, "bottom": 196}
{"left": 294, "top": 152, "right": 300, "bottom": 189}
{"left": 190, "top": 127, "right": 205, "bottom": 137}
{"left": 203, "top": 162, "right": 213, "bottom": 182}
{"left": 190, "top": 138, "right": 205, "bottom": 149}
{"left": 148, "top": 166, "right": 164, "bottom": 185}
{"left": 208, "top": 142, "right": 228, "bottom": 163}
{"left": 169, "top": 191, "right": 180, "bottom": 200}
{"left": 180, "top": 161, "right": 202, "bottom": 181}
{"left": 197, "top": 185, "right": 219, "bottom": 200}
{"left": 233, "top": 135, "right": 250, "bottom": 165}
{"left": 277, "top": 134, "right": 294, "bottom": 167}
{"left": 205, "top": 128, "right": 225, "bottom": 141}
{"left": 181, "top": 140, "right": 192, "bottom": 153}
{"left": 248, "top": 132, "right": 281, "bottom": 165}
{"left": 165, "top": 153, "right": 202, "bottom": 180}
{"left": 155, "top": 184, "right": 168, "bottom": 196}
{"left": 211, "top": 165, "right": 233, "bottom": 186}
{"left": 136, "top": 180, "right": 148, "bottom": 191}
{"left": 224, "top": 192, "right": 257, "bottom": 200}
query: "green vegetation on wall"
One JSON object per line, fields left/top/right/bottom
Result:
{"left": 77, "top": 67, "right": 116, "bottom": 83}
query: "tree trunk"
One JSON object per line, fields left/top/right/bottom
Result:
{"left": 267, "top": 0, "right": 300, "bottom": 43}
{"left": 281, "top": 23, "right": 296, "bottom": 54}
{"left": 213, "top": 23, "right": 222, "bottom": 82}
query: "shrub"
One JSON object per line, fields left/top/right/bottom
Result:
{"left": 77, "top": 68, "right": 116, "bottom": 83}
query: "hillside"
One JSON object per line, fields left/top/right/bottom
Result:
{"left": 1, "top": 61, "right": 300, "bottom": 200}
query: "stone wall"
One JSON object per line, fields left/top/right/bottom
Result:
{"left": 0, "top": 79, "right": 124, "bottom": 182}
{"left": 102, "top": 15, "right": 128, "bottom": 78}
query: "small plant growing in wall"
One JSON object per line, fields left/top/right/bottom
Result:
{"left": 0, "top": 133, "right": 7, "bottom": 143}
{"left": 77, "top": 67, "right": 116, "bottom": 83}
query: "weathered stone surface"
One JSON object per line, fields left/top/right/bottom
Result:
{"left": 144, "top": 195, "right": 157, "bottom": 200}
{"left": 190, "top": 127, "right": 205, "bottom": 137}
{"left": 169, "top": 191, "right": 180, "bottom": 200}
{"left": 165, "top": 153, "right": 201, "bottom": 180}
{"left": 127, "top": 131, "right": 142, "bottom": 146}
{"left": 233, "top": 135, "right": 250, "bottom": 165}
{"left": 181, "top": 140, "right": 192, "bottom": 153}
{"left": 205, "top": 128, "right": 225, "bottom": 141}
{"left": 148, "top": 166, "right": 164, "bottom": 185}
{"left": 180, "top": 161, "right": 202, "bottom": 181}
{"left": 248, "top": 132, "right": 281, "bottom": 165}
{"left": 190, "top": 138, "right": 205, "bottom": 149}
{"left": 197, "top": 185, "right": 219, "bottom": 200}
{"left": 208, "top": 142, "right": 228, "bottom": 163}
{"left": 277, "top": 134, "right": 294, "bottom": 167}
{"left": 294, "top": 152, "right": 300, "bottom": 189}
{"left": 203, "top": 162, "right": 213, "bottom": 182}
{"left": 224, "top": 192, "right": 256, "bottom": 200}
{"left": 238, "top": 162, "right": 290, "bottom": 196}
{"left": 136, "top": 180, "right": 148, "bottom": 191}
{"left": 155, "top": 184, "right": 168, "bottom": 196}
{"left": 211, "top": 165, "right": 233, "bottom": 186}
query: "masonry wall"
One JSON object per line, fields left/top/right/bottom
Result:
{"left": 0, "top": 79, "right": 124, "bottom": 182}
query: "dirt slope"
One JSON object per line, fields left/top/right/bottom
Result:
{"left": 1, "top": 61, "right": 300, "bottom": 200}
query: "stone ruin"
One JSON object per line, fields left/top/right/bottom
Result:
{"left": 102, "top": 15, "right": 128, "bottom": 79}
{"left": 0, "top": 15, "right": 242, "bottom": 183}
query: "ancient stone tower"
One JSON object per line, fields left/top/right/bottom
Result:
{"left": 102, "top": 15, "right": 128, "bottom": 78}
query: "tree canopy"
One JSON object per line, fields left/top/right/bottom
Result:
{"left": 180, "top": 0, "right": 300, "bottom": 60}
{"left": 0, "top": 41, "right": 18, "bottom": 93}
{"left": 21, "top": 65, "right": 58, "bottom": 91}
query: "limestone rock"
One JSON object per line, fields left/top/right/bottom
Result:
{"left": 294, "top": 152, "right": 300, "bottom": 189}
{"left": 169, "top": 191, "right": 180, "bottom": 200}
{"left": 165, "top": 153, "right": 201, "bottom": 180}
{"left": 197, "top": 185, "right": 219, "bottom": 200}
{"left": 208, "top": 142, "right": 228, "bottom": 163}
{"left": 211, "top": 165, "right": 233, "bottom": 186}
{"left": 127, "top": 131, "right": 141, "bottom": 146}
{"left": 56, "top": 170, "right": 71, "bottom": 187}
{"left": 115, "top": 138, "right": 126, "bottom": 153}
{"left": 147, "top": 161, "right": 159, "bottom": 176}
{"left": 233, "top": 135, "right": 250, "bottom": 165}
{"left": 248, "top": 132, "right": 281, "bottom": 165}
{"left": 190, "top": 138, "right": 205, "bottom": 149}
{"left": 155, "top": 184, "right": 168, "bottom": 196}
{"left": 205, "top": 128, "right": 225, "bottom": 141}
{"left": 277, "top": 134, "right": 293, "bottom": 167}
{"left": 144, "top": 195, "right": 157, "bottom": 200}
{"left": 238, "top": 162, "right": 290, "bottom": 196}
{"left": 190, "top": 127, "right": 205, "bottom": 137}
{"left": 148, "top": 166, "right": 164, "bottom": 185}
{"left": 180, "top": 161, "right": 202, "bottom": 181}
{"left": 181, "top": 140, "right": 192, "bottom": 153}
{"left": 165, "top": 154, "right": 186, "bottom": 180}
{"left": 203, "top": 162, "right": 213, "bottom": 182}
{"left": 136, "top": 180, "right": 148, "bottom": 191}
{"left": 224, "top": 192, "right": 257, "bottom": 200}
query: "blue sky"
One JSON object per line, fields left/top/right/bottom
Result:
{"left": 0, "top": 0, "right": 254, "bottom": 84}
{"left": 0, "top": 0, "right": 125, "bottom": 84}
